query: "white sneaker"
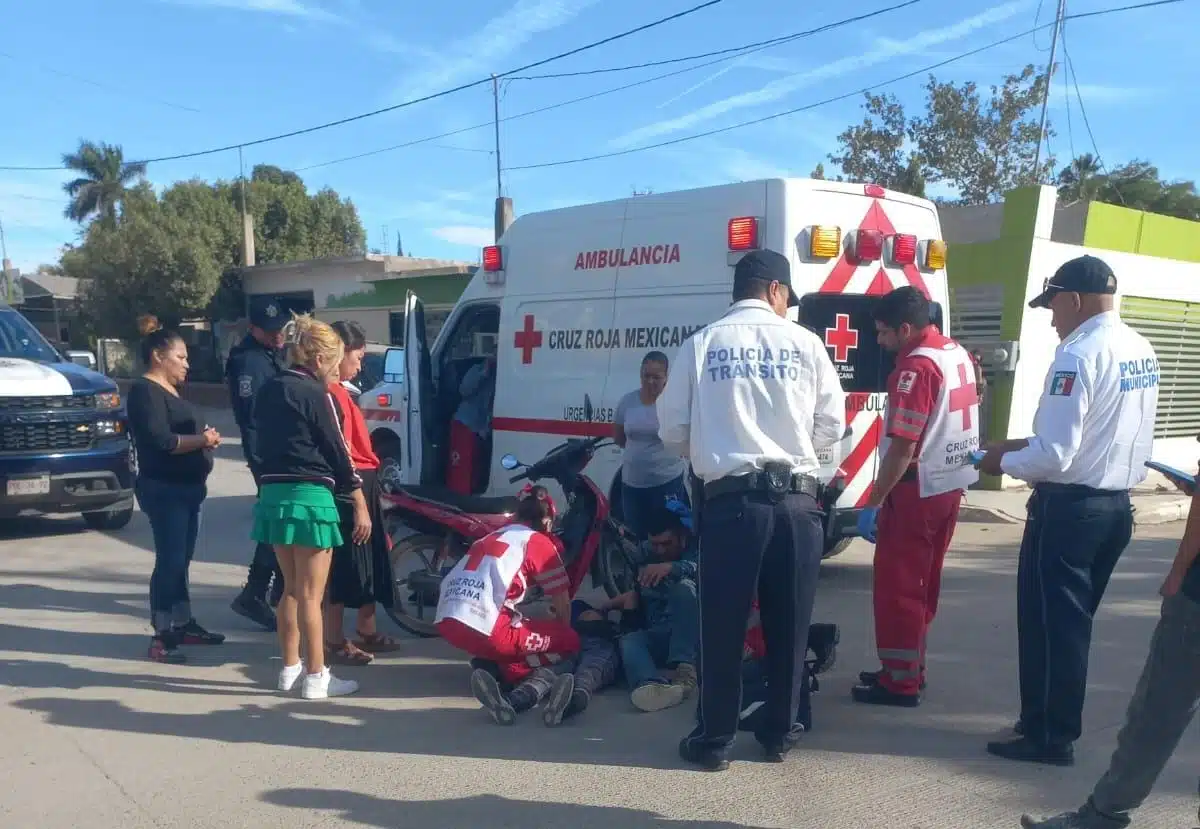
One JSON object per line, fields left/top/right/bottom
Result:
{"left": 301, "top": 666, "right": 359, "bottom": 699}
{"left": 631, "top": 680, "right": 686, "bottom": 712}
{"left": 278, "top": 662, "right": 304, "bottom": 692}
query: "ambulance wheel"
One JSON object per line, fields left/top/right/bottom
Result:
{"left": 822, "top": 538, "right": 852, "bottom": 559}
{"left": 384, "top": 533, "right": 444, "bottom": 638}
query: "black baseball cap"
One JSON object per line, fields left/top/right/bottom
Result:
{"left": 248, "top": 296, "right": 288, "bottom": 332}
{"left": 1028, "top": 255, "right": 1117, "bottom": 309}
{"left": 733, "top": 249, "right": 799, "bottom": 307}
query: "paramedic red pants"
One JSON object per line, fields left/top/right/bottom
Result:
{"left": 447, "top": 420, "right": 478, "bottom": 495}
{"left": 873, "top": 479, "right": 962, "bottom": 695}
{"left": 438, "top": 615, "right": 581, "bottom": 684}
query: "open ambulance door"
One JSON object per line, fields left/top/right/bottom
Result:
{"left": 401, "top": 290, "right": 437, "bottom": 486}
{"left": 797, "top": 292, "right": 897, "bottom": 552}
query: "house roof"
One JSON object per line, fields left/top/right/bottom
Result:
{"left": 20, "top": 273, "right": 80, "bottom": 299}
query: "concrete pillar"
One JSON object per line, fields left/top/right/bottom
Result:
{"left": 242, "top": 213, "right": 256, "bottom": 268}
{"left": 494, "top": 197, "right": 513, "bottom": 243}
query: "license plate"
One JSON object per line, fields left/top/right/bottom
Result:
{"left": 6, "top": 475, "right": 50, "bottom": 497}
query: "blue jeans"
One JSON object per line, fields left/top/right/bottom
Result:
{"left": 135, "top": 478, "right": 206, "bottom": 634}
{"left": 621, "top": 474, "right": 690, "bottom": 538}
{"left": 619, "top": 577, "right": 700, "bottom": 688}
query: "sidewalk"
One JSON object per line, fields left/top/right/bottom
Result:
{"left": 964, "top": 468, "right": 1192, "bottom": 526}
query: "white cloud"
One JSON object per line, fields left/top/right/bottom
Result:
{"left": 389, "top": 0, "right": 601, "bottom": 101}
{"left": 431, "top": 225, "right": 494, "bottom": 248}
{"left": 162, "top": 0, "right": 344, "bottom": 22}
{"left": 609, "top": 1, "right": 1031, "bottom": 149}
{"left": 656, "top": 65, "right": 738, "bottom": 109}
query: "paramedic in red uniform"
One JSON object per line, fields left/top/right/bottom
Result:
{"left": 434, "top": 485, "right": 581, "bottom": 725}
{"left": 851, "top": 286, "right": 980, "bottom": 707}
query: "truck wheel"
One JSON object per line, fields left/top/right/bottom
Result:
{"left": 83, "top": 506, "right": 134, "bottom": 531}
{"left": 822, "top": 537, "right": 852, "bottom": 559}
{"left": 373, "top": 434, "right": 402, "bottom": 493}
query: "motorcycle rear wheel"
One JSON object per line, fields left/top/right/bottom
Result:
{"left": 384, "top": 533, "right": 446, "bottom": 638}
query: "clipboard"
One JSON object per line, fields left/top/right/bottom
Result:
{"left": 1145, "top": 460, "right": 1196, "bottom": 493}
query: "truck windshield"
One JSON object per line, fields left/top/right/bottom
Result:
{"left": 0, "top": 307, "right": 62, "bottom": 363}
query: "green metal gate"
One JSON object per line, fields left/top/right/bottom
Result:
{"left": 1121, "top": 295, "right": 1200, "bottom": 439}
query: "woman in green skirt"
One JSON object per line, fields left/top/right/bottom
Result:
{"left": 251, "top": 314, "right": 372, "bottom": 699}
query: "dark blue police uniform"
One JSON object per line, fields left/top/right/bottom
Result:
{"left": 226, "top": 296, "right": 288, "bottom": 630}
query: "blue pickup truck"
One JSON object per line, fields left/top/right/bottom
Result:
{"left": 0, "top": 303, "right": 135, "bottom": 529}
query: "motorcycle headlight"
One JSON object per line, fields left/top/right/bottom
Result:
{"left": 95, "top": 392, "right": 121, "bottom": 410}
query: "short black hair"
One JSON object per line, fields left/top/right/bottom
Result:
{"left": 872, "top": 286, "right": 931, "bottom": 330}
{"left": 331, "top": 320, "right": 367, "bottom": 351}
{"left": 642, "top": 351, "right": 669, "bottom": 368}
{"left": 644, "top": 507, "right": 687, "bottom": 538}
{"left": 732, "top": 276, "right": 770, "bottom": 303}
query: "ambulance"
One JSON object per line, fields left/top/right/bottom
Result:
{"left": 367, "top": 177, "right": 951, "bottom": 556}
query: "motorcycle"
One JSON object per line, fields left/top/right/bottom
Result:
{"left": 380, "top": 404, "right": 636, "bottom": 638}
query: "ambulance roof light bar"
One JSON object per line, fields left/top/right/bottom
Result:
{"left": 728, "top": 216, "right": 759, "bottom": 251}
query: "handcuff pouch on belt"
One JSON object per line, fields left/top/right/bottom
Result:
{"left": 762, "top": 462, "right": 792, "bottom": 504}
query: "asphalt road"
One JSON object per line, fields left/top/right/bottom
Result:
{"left": 0, "top": 453, "right": 1196, "bottom": 829}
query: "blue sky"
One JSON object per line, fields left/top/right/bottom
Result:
{"left": 1, "top": 0, "right": 1195, "bottom": 272}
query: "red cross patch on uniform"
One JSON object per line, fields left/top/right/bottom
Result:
{"left": 896, "top": 370, "right": 917, "bottom": 394}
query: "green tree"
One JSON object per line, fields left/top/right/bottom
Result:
{"left": 61, "top": 140, "right": 147, "bottom": 225}
{"left": 829, "top": 64, "right": 1053, "bottom": 204}
{"left": 810, "top": 162, "right": 827, "bottom": 179}
{"left": 1055, "top": 157, "right": 1200, "bottom": 220}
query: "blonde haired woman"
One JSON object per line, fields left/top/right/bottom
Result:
{"left": 251, "top": 314, "right": 371, "bottom": 699}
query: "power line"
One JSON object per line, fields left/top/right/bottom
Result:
{"left": 508, "top": 1, "right": 920, "bottom": 80}
{"left": 293, "top": 0, "right": 920, "bottom": 174}
{"left": 0, "top": 0, "right": 725, "bottom": 173}
{"left": 0, "top": 51, "right": 203, "bottom": 114}
{"left": 1061, "top": 28, "right": 1128, "bottom": 205}
{"left": 506, "top": 0, "right": 1185, "bottom": 172}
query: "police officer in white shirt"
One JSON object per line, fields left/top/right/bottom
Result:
{"left": 978, "top": 255, "right": 1159, "bottom": 767}
{"left": 657, "top": 248, "right": 846, "bottom": 771}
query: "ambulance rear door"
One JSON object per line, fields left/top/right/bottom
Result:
{"left": 785, "top": 181, "right": 949, "bottom": 512}
{"left": 400, "top": 290, "right": 437, "bottom": 486}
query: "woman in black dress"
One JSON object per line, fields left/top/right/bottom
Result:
{"left": 126, "top": 317, "right": 223, "bottom": 663}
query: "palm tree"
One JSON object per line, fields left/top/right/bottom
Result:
{"left": 61, "top": 140, "right": 147, "bottom": 225}
{"left": 1055, "top": 153, "right": 1103, "bottom": 204}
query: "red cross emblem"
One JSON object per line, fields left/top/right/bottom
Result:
{"left": 948, "top": 362, "right": 978, "bottom": 430}
{"left": 820, "top": 201, "right": 931, "bottom": 298}
{"left": 824, "top": 313, "right": 859, "bottom": 363}
{"left": 514, "top": 314, "right": 543, "bottom": 365}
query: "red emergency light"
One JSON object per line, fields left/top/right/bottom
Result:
{"left": 851, "top": 229, "right": 884, "bottom": 262}
{"left": 728, "top": 216, "right": 759, "bottom": 251}
{"left": 482, "top": 245, "right": 503, "bottom": 271}
{"left": 864, "top": 183, "right": 886, "bottom": 198}
{"left": 376, "top": 393, "right": 392, "bottom": 407}
{"left": 891, "top": 233, "right": 917, "bottom": 265}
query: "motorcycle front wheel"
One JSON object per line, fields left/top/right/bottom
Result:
{"left": 384, "top": 533, "right": 447, "bottom": 638}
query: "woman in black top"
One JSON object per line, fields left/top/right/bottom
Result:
{"left": 252, "top": 314, "right": 369, "bottom": 700}
{"left": 126, "top": 318, "right": 223, "bottom": 664}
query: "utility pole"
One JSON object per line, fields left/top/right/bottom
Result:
{"left": 238, "top": 146, "right": 255, "bottom": 267}
{"left": 0, "top": 214, "right": 9, "bottom": 303}
{"left": 491, "top": 74, "right": 502, "bottom": 200}
{"left": 1032, "top": 0, "right": 1067, "bottom": 180}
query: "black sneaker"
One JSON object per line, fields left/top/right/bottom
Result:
{"left": 470, "top": 668, "right": 517, "bottom": 725}
{"left": 174, "top": 619, "right": 225, "bottom": 646}
{"left": 148, "top": 636, "right": 186, "bottom": 664}
{"left": 808, "top": 623, "right": 840, "bottom": 674}
{"left": 231, "top": 592, "right": 276, "bottom": 632}
{"left": 858, "top": 668, "right": 927, "bottom": 691}
{"left": 851, "top": 682, "right": 921, "bottom": 707}
{"left": 542, "top": 673, "right": 575, "bottom": 727}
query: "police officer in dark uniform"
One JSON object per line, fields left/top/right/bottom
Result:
{"left": 656, "top": 249, "right": 847, "bottom": 771}
{"left": 227, "top": 296, "right": 288, "bottom": 631}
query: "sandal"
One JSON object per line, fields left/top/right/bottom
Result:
{"left": 326, "top": 640, "right": 374, "bottom": 665}
{"left": 354, "top": 630, "right": 403, "bottom": 654}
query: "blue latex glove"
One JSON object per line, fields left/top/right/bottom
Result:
{"left": 968, "top": 449, "right": 987, "bottom": 467}
{"left": 856, "top": 507, "right": 879, "bottom": 543}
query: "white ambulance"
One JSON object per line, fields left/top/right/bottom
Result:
{"left": 369, "top": 177, "right": 951, "bottom": 556}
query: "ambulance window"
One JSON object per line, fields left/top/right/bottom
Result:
{"left": 796, "top": 293, "right": 895, "bottom": 394}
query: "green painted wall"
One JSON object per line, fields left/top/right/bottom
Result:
{"left": 1082, "top": 202, "right": 1200, "bottom": 263}
{"left": 323, "top": 273, "right": 474, "bottom": 309}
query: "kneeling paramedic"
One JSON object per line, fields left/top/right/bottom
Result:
{"left": 852, "top": 286, "right": 979, "bottom": 707}
{"left": 656, "top": 248, "right": 846, "bottom": 770}
{"left": 434, "top": 485, "right": 581, "bottom": 725}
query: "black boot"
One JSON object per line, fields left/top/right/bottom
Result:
{"left": 807, "top": 623, "right": 840, "bottom": 674}
{"left": 986, "top": 736, "right": 1074, "bottom": 767}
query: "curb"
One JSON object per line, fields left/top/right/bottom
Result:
{"left": 1134, "top": 499, "right": 1192, "bottom": 526}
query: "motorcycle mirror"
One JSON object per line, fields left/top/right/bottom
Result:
{"left": 500, "top": 453, "right": 520, "bottom": 470}
{"left": 583, "top": 394, "right": 594, "bottom": 422}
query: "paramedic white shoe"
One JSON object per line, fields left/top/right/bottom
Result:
{"left": 302, "top": 667, "right": 359, "bottom": 699}
{"left": 631, "top": 679, "right": 686, "bottom": 712}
